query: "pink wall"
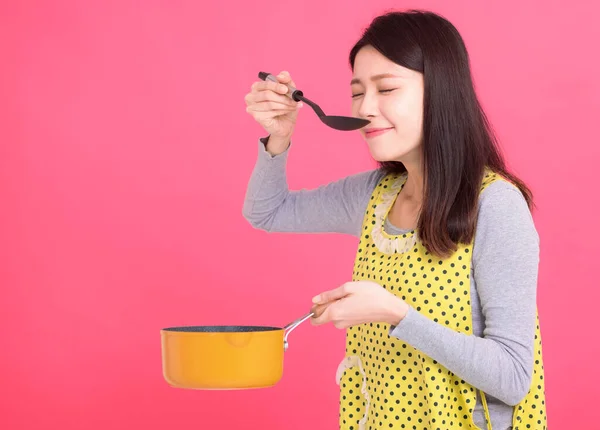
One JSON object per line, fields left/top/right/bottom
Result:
{"left": 1, "top": 1, "right": 598, "bottom": 428}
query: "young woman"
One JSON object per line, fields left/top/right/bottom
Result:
{"left": 243, "top": 10, "right": 546, "bottom": 430}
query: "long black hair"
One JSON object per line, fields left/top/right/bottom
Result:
{"left": 349, "top": 10, "right": 534, "bottom": 258}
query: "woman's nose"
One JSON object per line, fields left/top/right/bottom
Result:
{"left": 356, "top": 93, "right": 379, "bottom": 118}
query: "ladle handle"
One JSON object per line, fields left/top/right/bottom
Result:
{"left": 258, "top": 71, "right": 304, "bottom": 102}
{"left": 282, "top": 311, "right": 314, "bottom": 351}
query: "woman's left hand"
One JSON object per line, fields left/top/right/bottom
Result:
{"left": 310, "top": 280, "right": 410, "bottom": 329}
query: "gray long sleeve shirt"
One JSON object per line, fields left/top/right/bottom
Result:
{"left": 242, "top": 138, "right": 540, "bottom": 430}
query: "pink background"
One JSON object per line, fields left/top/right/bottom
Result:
{"left": 1, "top": 1, "right": 598, "bottom": 429}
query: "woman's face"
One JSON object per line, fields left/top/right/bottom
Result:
{"left": 351, "top": 45, "right": 424, "bottom": 164}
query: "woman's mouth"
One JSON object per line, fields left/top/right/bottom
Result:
{"left": 364, "top": 127, "right": 394, "bottom": 138}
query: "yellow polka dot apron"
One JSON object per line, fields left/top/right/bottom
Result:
{"left": 336, "top": 171, "right": 547, "bottom": 430}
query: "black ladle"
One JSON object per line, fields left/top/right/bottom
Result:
{"left": 258, "top": 71, "right": 370, "bottom": 131}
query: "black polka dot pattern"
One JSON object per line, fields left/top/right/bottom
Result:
{"left": 338, "top": 170, "right": 547, "bottom": 430}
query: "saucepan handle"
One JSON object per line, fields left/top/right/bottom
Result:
{"left": 283, "top": 311, "right": 314, "bottom": 351}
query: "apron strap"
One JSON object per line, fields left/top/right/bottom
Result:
{"left": 479, "top": 390, "right": 493, "bottom": 430}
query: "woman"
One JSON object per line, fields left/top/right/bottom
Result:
{"left": 243, "top": 9, "right": 546, "bottom": 430}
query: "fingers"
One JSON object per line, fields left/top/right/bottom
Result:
{"left": 245, "top": 90, "right": 296, "bottom": 108}
{"left": 253, "top": 89, "right": 296, "bottom": 106}
{"left": 245, "top": 71, "right": 298, "bottom": 113}
{"left": 246, "top": 102, "right": 297, "bottom": 113}
{"left": 251, "top": 79, "right": 289, "bottom": 95}
{"left": 244, "top": 70, "right": 301, "bottom": 134}
{"left": 310, "top": 302, "right": 329, "bottom": 319}
{"left": 310, "top": 302, "right": 349, "bottom": 329}
{"left": 311, "top": 303, "right": 334, "bottom": 326}
{"left": 249, "top": 70, "right": 296, "bottom": 98}
{"left": 247, "top": 109, "right": 296, "bottom": 121}
{"left": 312, "top": 282, "right": 354, "bottom": 304}
{"left": 276, "top": 71, "right": 296, "bottom": 88}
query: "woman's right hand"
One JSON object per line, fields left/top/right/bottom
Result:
{"left": 244, "top": 71, "right": 302, "bottom": 140}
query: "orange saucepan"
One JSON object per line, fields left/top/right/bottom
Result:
{"left": 160, "top": 312, "right": 314, "bottom": 389}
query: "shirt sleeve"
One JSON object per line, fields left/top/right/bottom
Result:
{"left": 389, "top": 180, "right": 539, "bottom": 406}
{"left": 242, "top": 136, "right": 385, "bottom": 237}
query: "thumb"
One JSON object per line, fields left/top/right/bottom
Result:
{"left": 277, "top": 71, "right": 296, "bottom": 89}
{"left": 312, "top": 283, "right": 354, "bottom": 304}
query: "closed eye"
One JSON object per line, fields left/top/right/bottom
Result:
{"left": 351, "top": 89, "right": 396, "bottom": 98}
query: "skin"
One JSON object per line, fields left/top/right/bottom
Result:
{"left": 311, "top": 45, "right": 426, "bottom": 328}
{"left": 244, "top": 46, "right": 428, "bottom": 328}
